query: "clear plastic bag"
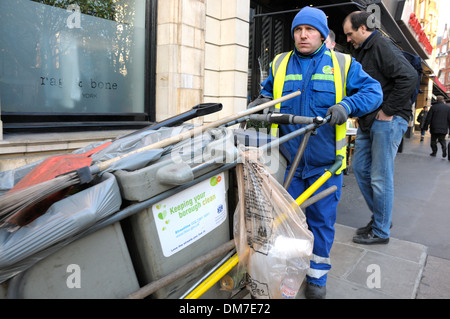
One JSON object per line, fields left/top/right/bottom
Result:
{"left": 234, "top": 148, "right": 314, "bottom": 299}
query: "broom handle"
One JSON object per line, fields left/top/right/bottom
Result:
{"left": 93, "top": 90, "right": 301, "bottom": 173}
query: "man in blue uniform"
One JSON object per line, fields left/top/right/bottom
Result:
{"left": 251, "top": 7, "right": 382, "bottom": 298}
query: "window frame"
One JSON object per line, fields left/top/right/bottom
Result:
{"left": 1, "top": 0, "right": 158, "bottom": 133}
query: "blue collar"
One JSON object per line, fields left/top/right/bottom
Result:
{"left": 294, "top": 42, "right": 326, "bottom": 58}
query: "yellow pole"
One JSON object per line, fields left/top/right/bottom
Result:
{"left": 295, "top": 171, "right": 332, "bottom": 206}
{"left": 273, "top": 170, "right": 333, "bottom": 228}
{"left": 185, "top": 253, "right": 240, "bottom": 299}
{"left": 295, "top": 156, "right": 343, "bottom": 206}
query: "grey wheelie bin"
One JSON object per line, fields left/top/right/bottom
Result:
{"left": 114, "top": 126, "right": 288, "bottom": 299}
{"left": 0, "top": 172, "right": 140, "bottom": 299}
{"left": 115, "top": 127, "right": 236, "bottom": 299}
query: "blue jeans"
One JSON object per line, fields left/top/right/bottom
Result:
{"left": 352, "top": 116, "right": 408, "bottom": 238}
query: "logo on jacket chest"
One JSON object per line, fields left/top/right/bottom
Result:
{"left": 322, "top": 65, "right": 334, "bottom": 75}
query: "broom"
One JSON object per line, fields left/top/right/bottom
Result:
{"left": 0, "top": 91, "right": 301, "bottom": 227}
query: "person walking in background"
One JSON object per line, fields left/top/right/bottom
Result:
{"left": 249, "top": 7, "right": 382, "bottom": 298}
{"left": 417, "top": 105, "right": 428, "bottom": 142}
{"left": 342, "top": 11, "right": 418, "bottom": 245}
{"left": 424, "top": 95, "right": 450, "bottom": 158}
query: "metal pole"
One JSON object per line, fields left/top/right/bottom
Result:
{"left": 124, "top": 240, "right": 236, "bottom": 299}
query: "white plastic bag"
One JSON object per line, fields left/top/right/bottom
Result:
{"left": 234, "top": 148, "right": 313, "bottom": 299}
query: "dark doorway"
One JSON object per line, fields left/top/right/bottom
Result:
{"left": 247, "top": 0, "right": 365, "bottom": 102}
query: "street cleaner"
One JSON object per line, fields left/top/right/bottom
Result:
{"left": 248, "top": 6, "right": 383, "bottom": 298}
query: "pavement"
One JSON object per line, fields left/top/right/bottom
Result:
{"left": 295, "top": 131, "right": 450, "bottom": 299}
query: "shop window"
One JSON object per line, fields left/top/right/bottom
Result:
{"left": 0, "top": 0, "right": 156, "bottom": 132}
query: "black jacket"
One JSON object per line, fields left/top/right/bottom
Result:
{"left": 417, "top": 109, "right": 428, "bottom": 129}
{"left": 425, "top": 102, "right": 450, "bottom": 135}
{"left": 353, "top": 31, "right": 418, "bottom": 131}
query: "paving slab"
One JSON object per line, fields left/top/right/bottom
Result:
{"left": 416, "top": 255, "right": 450, "bottom": 299}
{"left": 297, "top": 224, "right": 427, "bottom": 299}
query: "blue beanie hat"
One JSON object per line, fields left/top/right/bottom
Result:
{"left": 291, "top": 7, "right": 329, "bottom": 39}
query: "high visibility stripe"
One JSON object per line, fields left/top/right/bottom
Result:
{"left": 331, "top": 50, "right": 352, "bottom": 175}
{"left": 307, "top": 268, "right": 329, "bottom": 279}
{"left": 311, "top": 254, "right": 331, "bottom": 265}
{"left": 311, "top": 74, "right": 334, "bottom": 81}
{"left": 308, "top": 255, "right": 331, "bottom": 279}
{"left": 273, "top": 51, "right": 290, "bottom": 76}
{"left": 285, "top": 74, "right": 303, "bottom": 81}
{"left": 271, "top": 51, "right": 293, "bottom": 137}
{"left": 336, "top": 137, "right": 348, "bottom": 150}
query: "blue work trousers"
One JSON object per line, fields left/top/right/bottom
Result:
{"left": 286, "top": 171, "right": 343, "bottom": 286}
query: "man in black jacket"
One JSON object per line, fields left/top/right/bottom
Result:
{"left": 425, "top": 95, "right": 450, "bottom": 158}
{"left": 343, "top": 11, "right": 418, "bottom": 244}
{"left": 417, "top": 106, "right": 428, "bottom": 141}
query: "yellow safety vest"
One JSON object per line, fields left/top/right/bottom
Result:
{"left": 270, "top": 49, "right": 351, "bottom": 175}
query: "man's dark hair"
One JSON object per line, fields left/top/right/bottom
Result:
{"left": 344, "top": 11, "right": 376, "bottom": 32}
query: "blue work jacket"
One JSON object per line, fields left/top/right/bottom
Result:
{"left": 260, "top": 44, "right": 383, "bottom": 179}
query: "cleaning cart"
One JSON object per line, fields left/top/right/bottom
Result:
{"left": 0, "top": 93, "right": 341, "bottom": 299}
